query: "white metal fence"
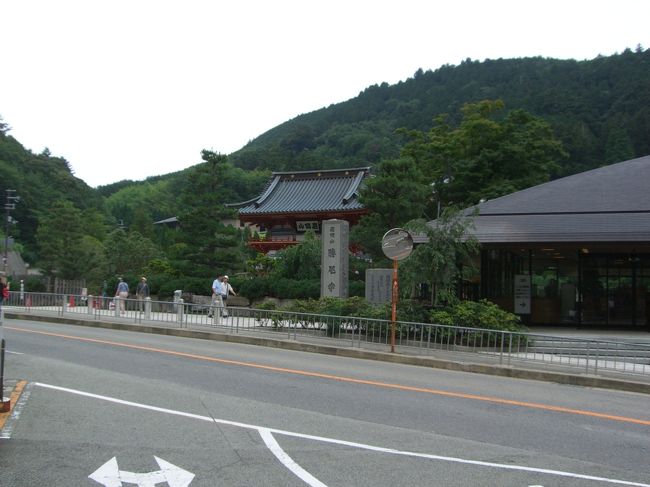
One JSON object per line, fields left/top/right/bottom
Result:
{"left": 3, "top": 292, "right": 650, "bottom": 381}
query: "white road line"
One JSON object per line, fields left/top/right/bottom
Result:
{"left": 259, "top": 428, "right": 328, "bottom": 487}
{"left": 34, "top": 382, "right": 650, "bottom": 487}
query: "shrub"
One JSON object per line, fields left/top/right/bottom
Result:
{"left": 157, "top": 276, "right": 212, "bottom": 299}
{"left": 430, "top": 299, "right": 524, "bottom": 332}
{"left": 429, "top": 299, "right": 527, "bottom": 347}
{"left": 23, "top": 276, "right": 47, "bottom": 292}
{"left": 237, "top": 277, "right": 272, "bottom": 301}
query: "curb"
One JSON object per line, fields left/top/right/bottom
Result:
{"left": 6, "top": 312, "right": 650, "bottom": 395}
{"left": 0, "top": 380, "right": 27, "bottom": 430}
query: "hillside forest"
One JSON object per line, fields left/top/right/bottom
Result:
{"left": 0, "top": 48, "right": 648, "bottom": 301}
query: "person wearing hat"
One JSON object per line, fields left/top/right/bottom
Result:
{"left": 222, "top": 275, "right": 237, "bottom": 313}
{"left": 136, "top": 276, "right": 150, "bottom": 313}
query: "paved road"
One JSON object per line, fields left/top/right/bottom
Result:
{"left": 2, "top": 318, "right": 650, "bottom": 486}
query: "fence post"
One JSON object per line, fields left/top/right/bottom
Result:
{"left": 144, "top": 297, "right": 151, "bottom": 320}
{"left": 500, "top": 331, "right": 505, "bottom": 365}
{"left": 62, "top": 294, "right": 68, "bottom": 315}
{"left": 87, "top": 295, "right": 94, "bottom": 316}
{"left": 177, "top": 298, "right": 184, "bottom": 326}
{"left": 507, "top": 332, "right": 512, "bottom": 366}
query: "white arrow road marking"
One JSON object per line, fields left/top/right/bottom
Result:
{"left": 89, "top": 457, "right": 121, "bottom": 487}
{"left": 89, "top": 456, "right": 195, "bottom": 487}
{"left": 35, "top": 382, "right": 650, "bottom": 487}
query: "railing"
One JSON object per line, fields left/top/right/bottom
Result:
{"left": 3, "top": 292, "right": 650, "bottom": 381}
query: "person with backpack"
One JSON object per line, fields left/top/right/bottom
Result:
{"left": 115, "top": 277, "right": 129, "bottom": 315}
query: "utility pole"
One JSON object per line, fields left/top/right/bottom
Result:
{"left": 3, "top": 189, "right": 19, "bottom": 274}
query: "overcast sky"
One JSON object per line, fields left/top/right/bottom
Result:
{"left": 1, "top": 0, "right": 648, "bottom": 188}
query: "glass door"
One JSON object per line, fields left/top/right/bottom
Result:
{"left": 580, "top": 253, "right": 649, "bottom": 328}
{"left": 606, "top": 256, "right": 634, "bottom": 326}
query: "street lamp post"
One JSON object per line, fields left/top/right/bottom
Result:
{"left": 3, "top": 189, "right": 20, "bottom": 274}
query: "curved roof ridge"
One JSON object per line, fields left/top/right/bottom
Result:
{"left": 254, "top": 175, "right": 281, "bottom": 208}
{"left": 272, "top": 166, "right": 370, "bottom": 177}
{"left": 342, "top": 170, "right": 366, "bottom": 205}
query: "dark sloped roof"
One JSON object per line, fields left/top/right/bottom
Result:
{"left": 233, "top": 167, "right": 370, "bottom": 216}
{"left": 475, "top": 155, "right": 650, "bottom": 215}
{"left": 458, "top": 155, "right": 650, "bottom": 243}
{"left": 470, "top": 213, "right": 650, "bottom": 243}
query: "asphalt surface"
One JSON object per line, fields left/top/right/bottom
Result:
{"left": 4, "top": 310, "right": 650, "bottom": 396}
{"left": 2, "top": 319, "right": 650, "bottom": 486}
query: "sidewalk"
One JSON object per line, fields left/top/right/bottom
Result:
{"left": 528, "top": 326, "right": 650, "bottom": 343}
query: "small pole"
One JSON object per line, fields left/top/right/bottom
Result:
{"left": 391, "top": 258, "right": 398, "bottom": 353}
{"left": 1, "top": 338, "right": 8, "bottom": 412}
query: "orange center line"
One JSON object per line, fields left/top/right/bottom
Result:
{"left": 8, "top": 325, "right": 650, "bottom": 426}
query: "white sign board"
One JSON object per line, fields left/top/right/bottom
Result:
{"left": 514, "top": 274, "right": 531, "bottom": 314}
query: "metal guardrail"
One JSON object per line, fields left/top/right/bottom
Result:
{"left": 3, "top": 292, "right": 650, "bottom": 380}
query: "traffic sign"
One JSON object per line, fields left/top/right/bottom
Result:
{"left": 381, "top": 228, "right": 413, "bottom": 261}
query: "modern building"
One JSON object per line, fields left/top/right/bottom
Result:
{"left": 229, "top": 167, "right": 370, "bottom": 253}
{"left": 463, "top": 155, "right": 650, "bottom": 329}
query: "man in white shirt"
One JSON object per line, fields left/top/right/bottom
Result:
{"left": 209, "top": 275, "right": 226, "bottom": 319}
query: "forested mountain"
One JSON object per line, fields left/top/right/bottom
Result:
{"left": 0, "top": 121, "right": 105, "bottom": 263}
{"left": 1, "top": 48, "right": 648, "bottom": 292}
{"left": 230, "top": 47, "right": 650, "bottom": 177}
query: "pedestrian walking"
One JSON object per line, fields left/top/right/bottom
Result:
{"left": 209, "top": 274, "right": 226, "bottom": 318}
{"left": 136, "top": 276, "right": 149, "bottom": 313}
{"left": 115, "top": 277, "right": 129, "bottom": 315}
{"left": 0, "top": 274, "right": 9, "bottom": 310}
{"left": 222, "top": 275, "right": 236, "bottom": 315}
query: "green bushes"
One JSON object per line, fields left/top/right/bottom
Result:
{"left": 238, "top": 277, "right": 365, "bottom": 301}
{"left": 429, "top": 299, "right": 527, "bottom": 347}
{"left": 155, "top": 276, "right": 212, "bottom": 299}
{"left": 250, "top": 294, "right": 527, "bottom": 348}
{"left": 429, "top": 299, "right": 524, "bottom": 332}
{"left": 238, "top": 278, "right": 320, "bottom": 300}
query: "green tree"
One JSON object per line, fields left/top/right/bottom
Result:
{"left": 273, "top": 231, "right": 321, "bottom": 279}
{"left": 353, "top": 157, "right": 430, "bottom": 260}
{"left": 104, "top": 229, "right": 160, "bottom": 277}
{"left": 173, "top": 150, "right": 255, "bottom": 277}
{"left": 131, "top": 207, "right": 154, "bottom": 239}
{"left": 78, "top": 235, "right": 108, "bottom": 289}
{"left": 36, "top": 200, "right": 86, "bottom": 279}
{"left": 400, "top": 100, "right": 568, "bottom": 208}
{"left": 401, "top": 210, "right": 480, "bottom": 306}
